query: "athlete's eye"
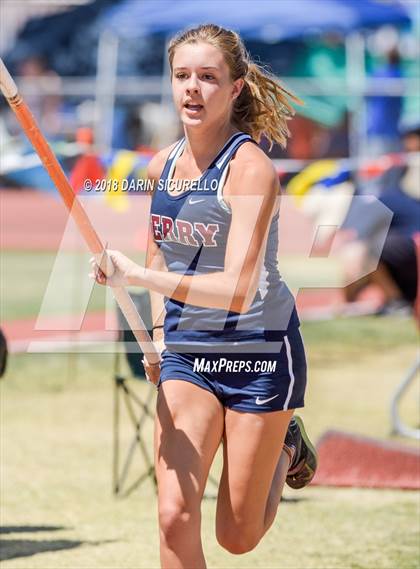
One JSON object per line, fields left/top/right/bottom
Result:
{"left": 202, "top": 74, "right": 215, "bottom": 81}
{"left": 175, "top": 73, "right": 188, "bottom": 80}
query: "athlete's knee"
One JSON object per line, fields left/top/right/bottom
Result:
{"left": 159, "top": 502, "right": 200, "bottom": 547}
{"left": 216, "top": 521, "right": 261, "bottom": 555}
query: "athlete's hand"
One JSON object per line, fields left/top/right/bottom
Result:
{"left": 142, "top": 356, "right": 161, "bottom": 385}
{"left": 142, "top": 338, "right": 165, "bottom": 386}
{"left": 89, "top": 249, "right": 140, "bottom": 288}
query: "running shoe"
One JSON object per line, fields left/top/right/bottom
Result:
{"left": 284, "top": 415, "right": 318, "bottom": 489}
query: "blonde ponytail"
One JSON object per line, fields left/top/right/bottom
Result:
{"left": 233, "top": 61, "right": 300, "bottom": 148}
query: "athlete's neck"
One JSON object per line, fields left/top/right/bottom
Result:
{"left": 182, "top": 122, "right": 240, "bottom": 171}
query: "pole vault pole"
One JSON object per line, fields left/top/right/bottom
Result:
{"left": 0, "top": 58, "right": 160, "bottom": 366}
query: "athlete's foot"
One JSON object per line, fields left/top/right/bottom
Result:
{"left": 284, "top": 416, "right": 318, "bottom": 489}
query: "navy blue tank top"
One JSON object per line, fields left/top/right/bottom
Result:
{"left": 150, "top": 132, "right": 299, "bottom": 351}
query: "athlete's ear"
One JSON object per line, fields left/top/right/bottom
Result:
{"left": 231, "top": 78, "right": 244, "bottom": 101}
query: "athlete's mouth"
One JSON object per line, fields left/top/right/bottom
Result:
{"left": 184, "top": 103, "right": 204, "bottom": 111}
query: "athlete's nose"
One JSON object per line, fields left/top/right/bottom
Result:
{"left": 186, "top": 74, "right": 200, "bottom": 95}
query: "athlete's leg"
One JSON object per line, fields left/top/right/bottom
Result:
{"left": 155, "top": 380, "right": 224, "bottom": 569}
{"left": 371, "top": 262, "right": 405, "bottom": 302}
{"left": 340, "top": 240, "right": 371, "bottom": 302}
{"left": 215, "top": 408, "right": 293, "bottom": 555}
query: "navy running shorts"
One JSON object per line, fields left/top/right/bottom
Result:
{"left": 159, "top": 326, "right": 307, "bottom": 413}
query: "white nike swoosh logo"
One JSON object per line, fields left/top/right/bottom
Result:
{"left": 255, "top": 394, "right": 280, "bottom": 405}
{"left": 189, "top": 198, "right": 205, "bottom": 205}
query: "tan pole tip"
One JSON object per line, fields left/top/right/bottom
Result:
{"left": 0, "top": 58, "right": 18, "bottom": 99}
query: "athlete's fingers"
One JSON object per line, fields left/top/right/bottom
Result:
{"left": 142, "top": 357, "right": 160, "bottom": 386}
{"left": 97, "top": 267, "right": 106, "bottom": 281}
{"left": 89, "top": 255, "right": 112, "bottom": 274}
{"left": 106, "top": 249, "right": 117, "bottom": 264}
{"left": 90, "top": 261, "right": 105, "bottom": 279}
{"left": 89, "top": 265, "right": 107, "bottom": 285}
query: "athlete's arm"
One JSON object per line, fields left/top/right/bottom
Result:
{"left": 96, "top": 146, "right": 278, "bottom": 314}
{"left": 221, "top": 146, "right": 278, "bottom": 311}
{"left": 144, "top": 147, "right": 173, "bottom": 341}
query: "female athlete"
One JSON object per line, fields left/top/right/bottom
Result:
{"left": 91, "top": 24, "right": 317, "bottom": 569}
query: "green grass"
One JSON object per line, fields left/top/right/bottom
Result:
{"left": 280, "top": 255, "right": 342, "bottom": 290}
{"left": 1, "top": 251, "right": 146, "bottom": 320}
{"left": 1, "top": 317, "right": 419, "bottom": 568}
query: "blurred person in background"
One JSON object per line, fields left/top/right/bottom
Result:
{"left": 340, "top": 121, "right": 420, "bottom": 314}
{"left": 17, "top": 55, "right": 63, "bottom": 138}
{"left": 366, "top": 47, "right": 403, "bottom": 156}
{"left": 364, "top": 45, "right": 403, "bottom": 195}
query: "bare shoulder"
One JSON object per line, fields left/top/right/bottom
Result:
{"left": 147, "top": 142, "right": 179, "bottom": 182}
{"left": 227, "top": 141, "right": 278, "bottom": 195}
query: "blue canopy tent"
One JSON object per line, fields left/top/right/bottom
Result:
{"left": 5, "top": 0, "right": 411, "bottom": 75}
{"left": 100, "top": 0, "right": 410, "bottom": 40}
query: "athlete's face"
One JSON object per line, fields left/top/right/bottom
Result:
{"left": 171, "top": 42, "right": 243, "bottom": 129}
